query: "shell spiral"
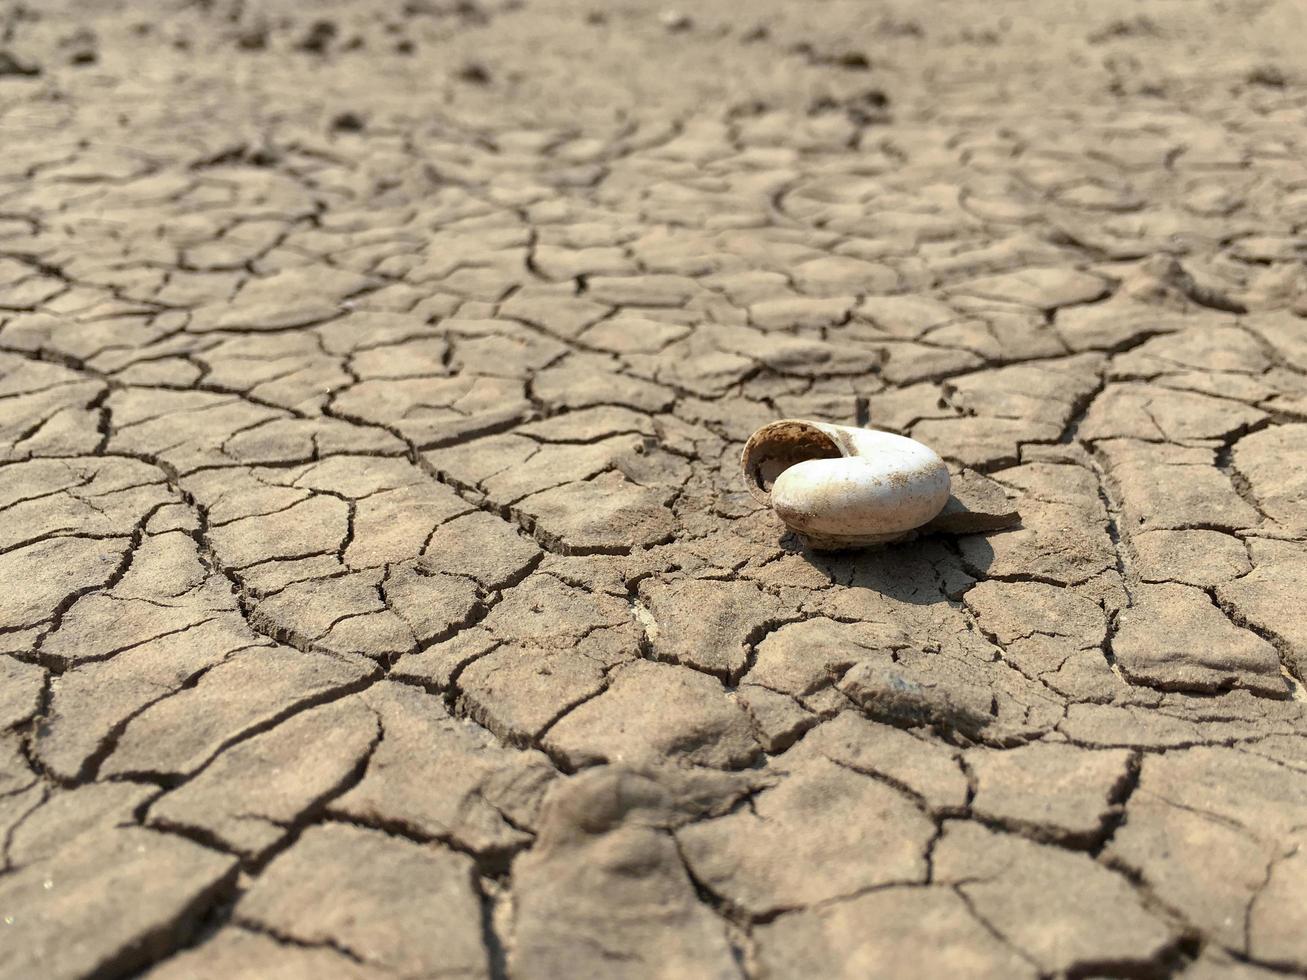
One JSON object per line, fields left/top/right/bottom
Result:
{"left": 740, "top": 419, "right": 951, "bottom": 549}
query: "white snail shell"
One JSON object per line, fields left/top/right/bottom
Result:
{"left": 741, "top": 419, "right": 951, "bottom": 550}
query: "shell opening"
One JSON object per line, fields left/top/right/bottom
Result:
{"left": 741, "top": 421, "right": 842, "bottom": 504}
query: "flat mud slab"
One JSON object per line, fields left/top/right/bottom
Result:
{"left": 2, "top": 0, "right": 1307, "bottom": 976}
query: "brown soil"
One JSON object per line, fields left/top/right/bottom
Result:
{"left": 2, "top": 0, "right": 1307, "bottom": 977}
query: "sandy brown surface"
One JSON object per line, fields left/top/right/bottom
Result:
{"left": 3, "top": 0, "right": 1307, "bottom": 976}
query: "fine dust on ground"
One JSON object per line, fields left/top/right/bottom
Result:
{"left": 2, "top": 0, "right": 1307, "bottom": 977}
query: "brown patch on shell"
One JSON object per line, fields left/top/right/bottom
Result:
{"left": 740, "top": 421, "right": 842, "bottom": 505}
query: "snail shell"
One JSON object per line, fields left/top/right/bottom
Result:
{"left": 741, "top": 419, "right": 951, "bottom": 550}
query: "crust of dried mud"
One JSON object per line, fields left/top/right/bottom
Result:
{"left": 2, "top": 0, "right": 1307, "bottom": 977}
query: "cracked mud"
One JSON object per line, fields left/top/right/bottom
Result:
{"left": 2, "top": 0, "right": 1307, "bottom": 977}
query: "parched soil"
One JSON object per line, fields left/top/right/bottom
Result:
{"left": 3, "top": 0, "right": 1307, "bottom": 977}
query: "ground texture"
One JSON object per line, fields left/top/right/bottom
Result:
{"left": 3, "top": 0, "right": 1307, "bottom": 977}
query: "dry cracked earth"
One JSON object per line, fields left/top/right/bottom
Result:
{"left": 3, "top": 0, "right": 1307, "bottom": 977}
